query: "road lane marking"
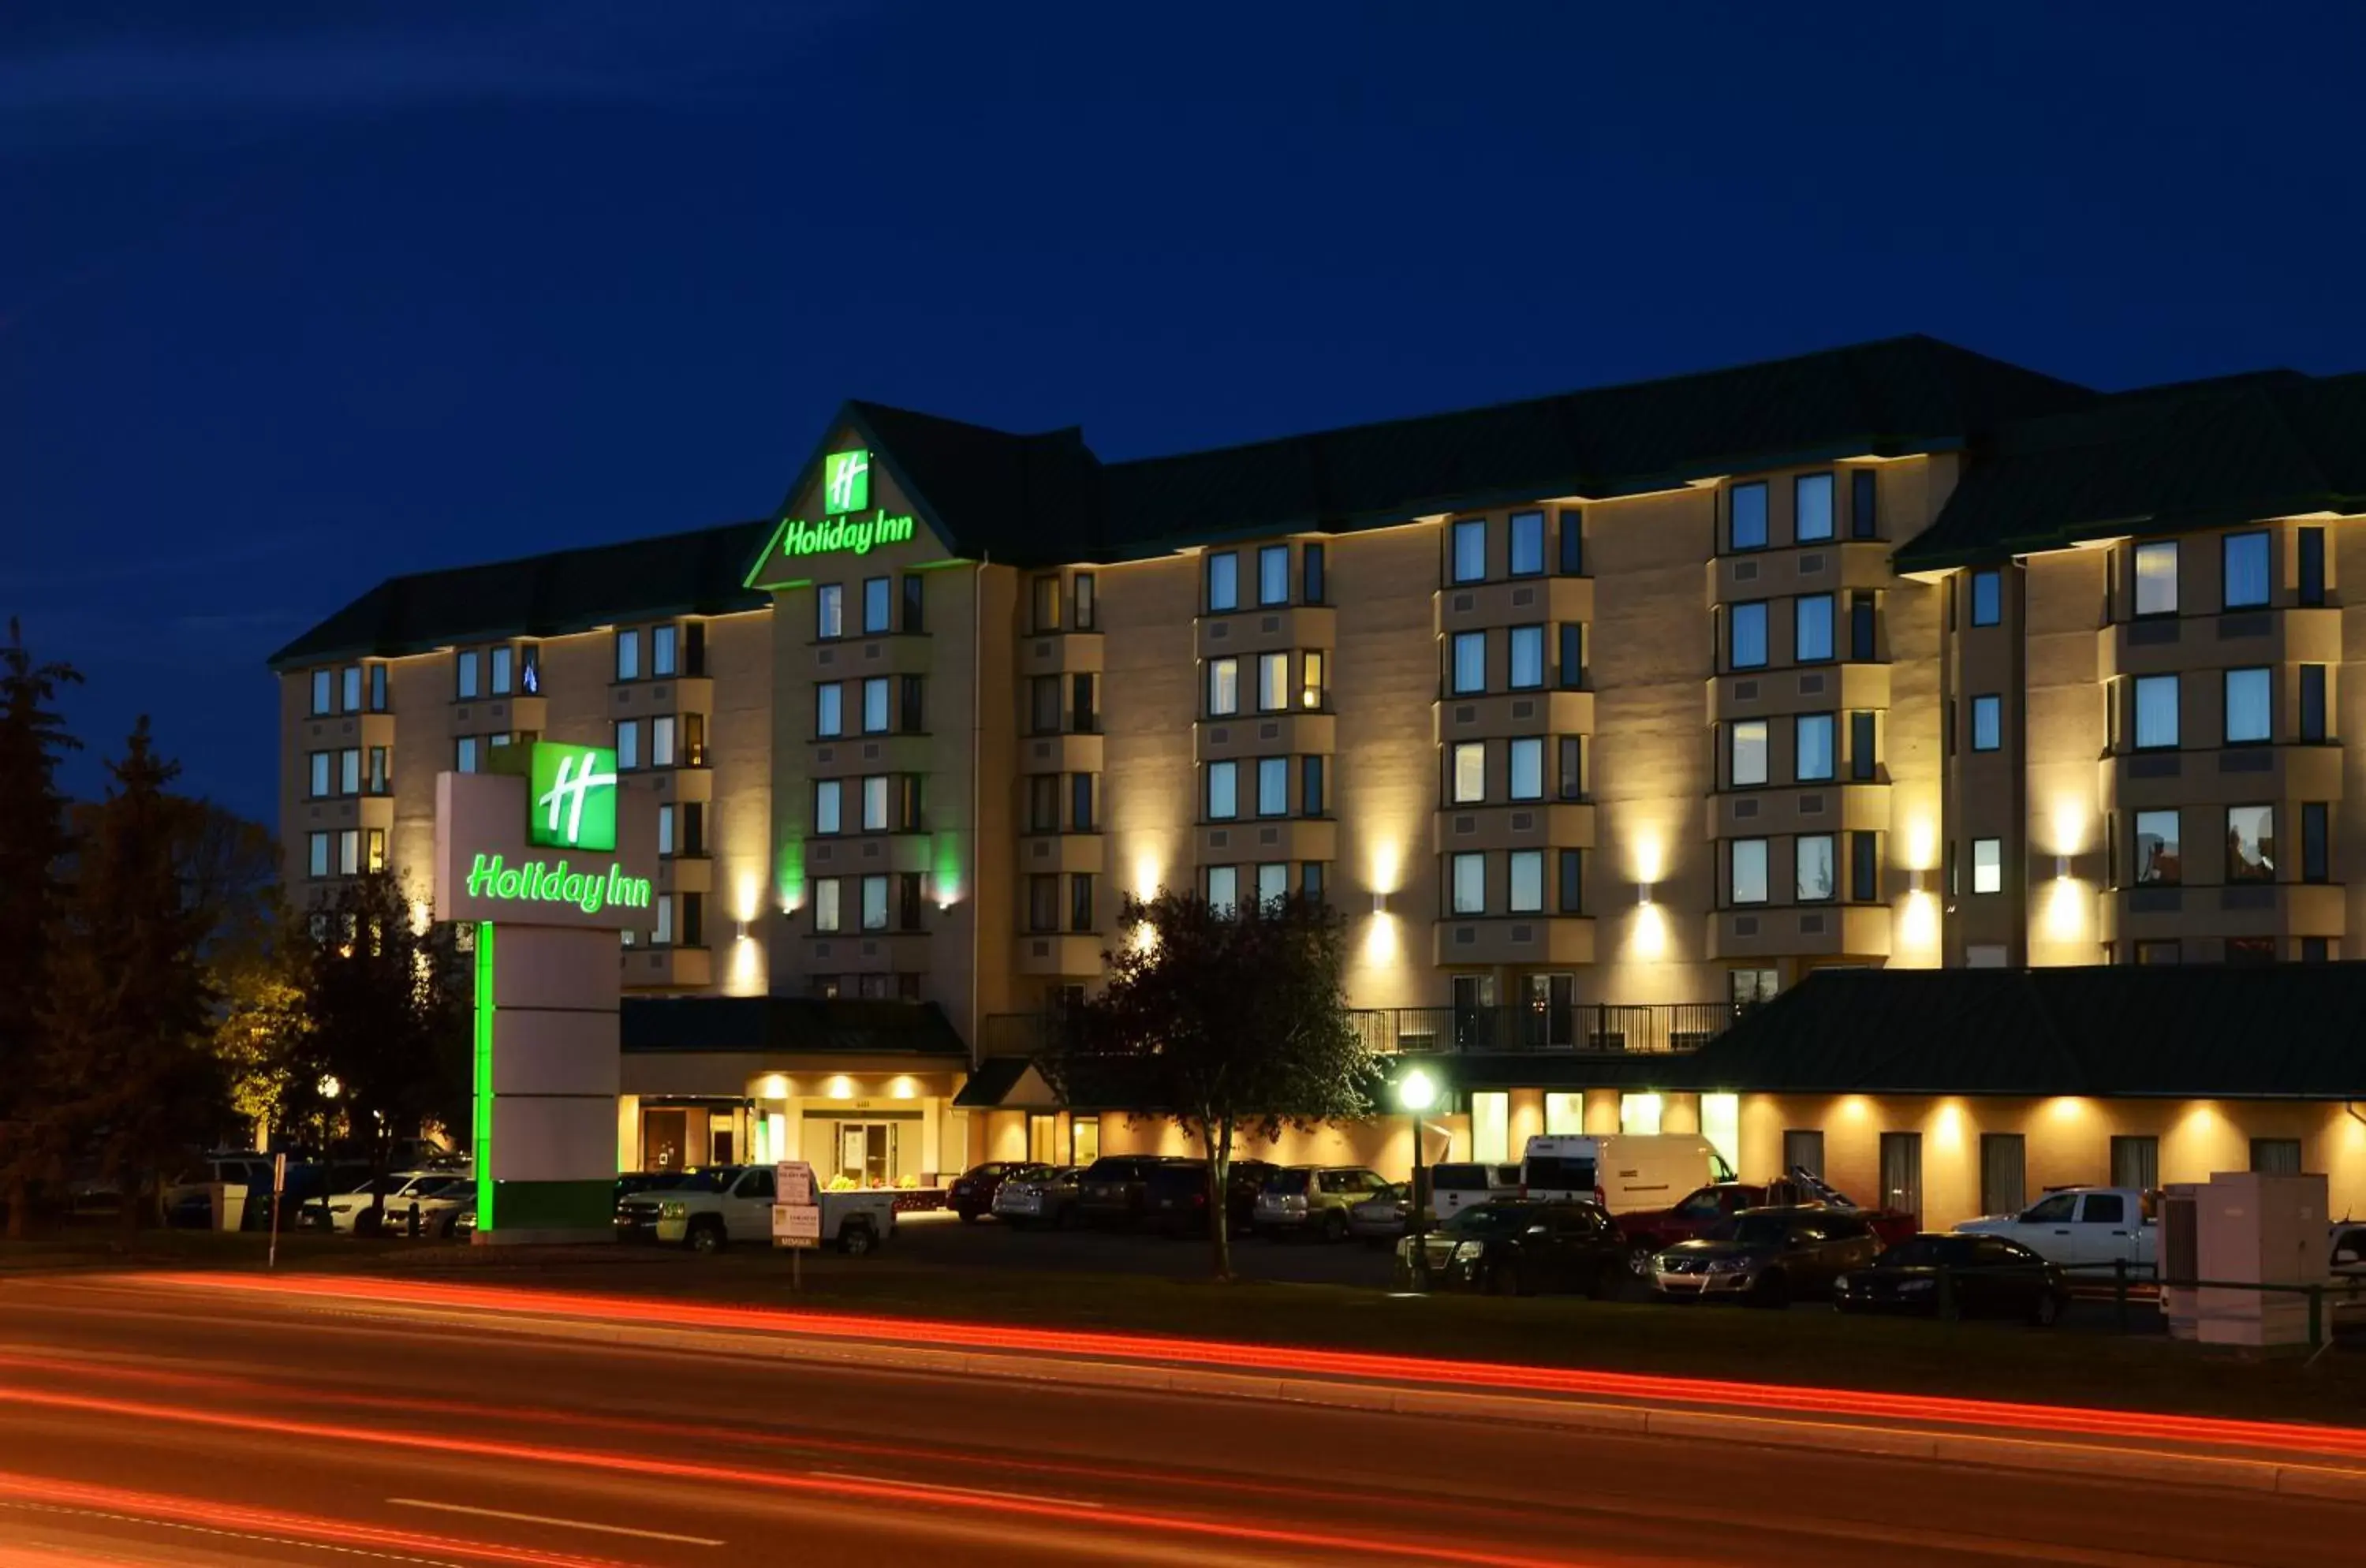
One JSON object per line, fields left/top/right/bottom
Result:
{"left": 808, "top": 1471, "right": 1105, "bottom": 1509}
{"left": 388, "top": 1498, "right": 724, "bottom": 1545}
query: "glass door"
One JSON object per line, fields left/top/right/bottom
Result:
{"left": 1524, "top": 973, "right": 1577, "bottom": 1049}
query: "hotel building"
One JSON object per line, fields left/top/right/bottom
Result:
{"left": 271, "top": 336, "right": 2366, "bottom": 1220}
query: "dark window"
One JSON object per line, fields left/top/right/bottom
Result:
{"left": 895, "top": 775, "right": 921, "bottom": 832}
{"left": 1850, "top": 831, "right": 1879, "bottom": 902}
{"left": 1028, "top": 875, "right": 1058, "bottom": 932}
{"left": 2227, "top": 937, "right": 2276, "bottom": 966}
{"left": 1070, "top": 673, "right": 1097, "bottom": 734}
{"left": 1069, "top": 873, "right": 1095, "bottom": 933}
{"left": 1301, "top": 546, "right": 1324, "bottom": 606}
{"left": 1972, "top": 694, "right": 2002, "bottom": 752}
{"left": 1980, "top": 1133, "right": 2026, "bottom": 1215}
{"left": 1028, "top": 775, "right": 1059, "bottom": 834}
{"left": 2301, "top": 664, "right": 2327, "bottom": 742}
{"left": 2304, "top": 936, "right": 2331, "bottom": 963}
{"left": 1849, "top": 711, "right": 1877, "bottom": 781}
{"left": 1849, "top": 592, "right": 1875, "bottom": 662}
{"left": 1970, "top": 569, "right": 2002, "bottom": 627}
{"left": 1849, "top": 470, "right": 1878, "bottom": 539}
{"left": 1783, "top": 1129, "right": 1824, "bottom": 1178}
{"left": 901, "top": 573, "right": 924, "bottom": 633}
{"left": 1729, "top": 481, "right": 1767, "bottom": 551}
{"left": 368, "top": 663, "right": 389, "bottom": 711}
{"left": 1069, "top": 772, "right": 1095, "bottom": 832}
{"left": 1074, "top": 573, "right": 1096, "bottom": 630}
{"left": 1301, "top": 755, "right": 1325, "bottom": 816}
{"left": 1557, "top": 848, "right": 1583, "bottom": 915}
{"left": 1030, "top": 675, "right": 1060, "bottom": 735}
{"left": 1879, "top": 1133, "right": 1923, "bottom": 1224}
{"left": 2304, "top": 802, "right": 2330, "bottom": 883}
{"left": 898, "top": 872, "right": 924, "bottom": 931}
{"left": 2299, "top": 528, "right": 2326, "bottom": 607}
{"left": 898, "top": 675, "right": 924, "bottom": 734}
{"left": 681, "top": 801, "right": 705, "bottom": 857}
{"left": 1558, "top": 511, "right": 1583, "bottom": 575}
{"left": 2110, "top": 1135, "right": 2159, "bottom": 1190}
{"left": 681, "top": 892, "right": 705, "bottom": 948}
{"left": 2222, "top": 532, "right": 2271, "bottom": 610}
{"left": 1558, "top": 623, "right": 1584, "bottom": 689}
{"left": 2250, "top": 1137, "right": 2302, "bottom": 1176}
{"left": 1557, "top": 736, "right": 1585, "bottom": 801}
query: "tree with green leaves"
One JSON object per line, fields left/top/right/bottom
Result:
{"left": 1044, "top": 889, "right": 1375, "bottom": 1281}
{"left": 40, "top": 721, "right": 230, "bottom": 1226}
{"left": 0, "top": 621, "right": 80, "bottom": 1237}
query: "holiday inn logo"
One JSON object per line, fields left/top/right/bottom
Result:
{"left": 823, "top": 449, "right": 871, "bottom": 515}
{"left": 528, "top": 743, "right": 618, "bottom": 852}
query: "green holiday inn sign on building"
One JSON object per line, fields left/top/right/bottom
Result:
{"left": 746, "top": 448, "right": 920, "bottom": 587}
{"left": 468, "top": 742, "right": 651, "bottom": 914}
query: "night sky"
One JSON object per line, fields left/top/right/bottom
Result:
{"left": 7, "top": 2, "right": 2364, "bottom": 827}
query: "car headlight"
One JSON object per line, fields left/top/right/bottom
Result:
{"left": 1452, "top": 1241, "right": 1483, "bottom": 1262}
{"left": 659, "top": 1200, "right": 686, "bottom": 1220}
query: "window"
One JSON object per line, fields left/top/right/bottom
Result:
{"left": 2299, "top": 528, "right": 2326, "bottom": 607}
{"left": 1207, "top": 760, "right": 1238, "bottom": 820}
{"left": 1300, "top": 756, "right": 1325, "bottom": 816}
{"left": 1509, "top": 511, "right": 1545, "bottom": 577}
{"left": 658, "top": 803, "right": 677, "bottom": 857}
{"left": 456, "top": 735, "right": 481, "bottom": 774}
{"left": 456, "top": 650, "right": 480, "bottom": 700}
{"left": 1795, "top": 594, "right": 1834, "bottom": 663}
{"left": 1028, "top": 775, "right": 1058, "bottom": 834}
{"left": 640, "top": 625, "right": 671, "bottom": 680}
{"left": 1783, "top": 1129, "right": 1825, "bottom": 1178}
{"left": 310, "top": 669, "right": 333, "bottom": 715}
{"left": 2304, "top": 936, "right": 2331, "bottom": 963}
{"left": 814, "top": 879, "right": 842, "bottom": 933}
{"left": 2223, "top": 667, "right": 2271, "bottom": 745}
{"left": 854, "top": 875, "right": 886, "bottom": 932}
{"left": 338, "top": 749, "right": 360, "bottom": 795}
{"left": 1071, "top": 673, "right": 1097, "bottom": 734}
{"left": 815, "top": 584, "right": 844, "bottom": 640}
{"left": 1256, "top": 862, "right": 1289, "bottom": 909}
{"left": 1729, "top": 481, "right": 1767, "bottom": 551}
{"left": 1849, "top": 591, "right": 1875, "bottom": 662}
{"left": 896, "top": 674, "right": 924, "bottom": 734}
{"left": 338, "top": 829, "right": 360, "bottom": 876}
{"left": 308, "top": 831, "right": 329, "bottom": 877}
{"left": 1301, "top": 546, "right": 1323, "bottom": 605}
{"left": 1972, "top": 837, "right": 2002, "bottom": 894}
{"left": 1557, "top": 624, "right": 1583, "bottom": 689}
{"left": 1450, "top": 742, "right": 1485, "bottom": 805}
{"left": 1794, "top": 473, "right": 1834, "bottom": 543}
{"left": 2110, "top": 1135, "right": 2159, "bottom": 1191}
{"left": 1969, "top": 569, "right": 2001, "bottom": 627}
{"left": 607, "top": 720, "right": 635, "bottom": 772}
{"left": 1879, "top": 1133, "right": 1924, "bottom": 1224}
{"left": 677, "top": 801, "right": 704, "bottom": 857}
{"left": 2250, "top": 1137, "right": 2303, "bottom": 1177}
{"left": 902, "top": 573, "right": 926, "bottom": 633}
{"left": 1558, "top": 735, "right": 1585, "bottom": 801}
{"left": 1557, "top": 848, "right": 1583, "bottom": 914}
{"left": 1450, "top": 853, "right": 1485, "bottom": 915}
{"left": 1730, "top": 602, "right": 1768, "bottom": 669}
{"left": 1558, "top": 511, "right": 1583, "bottom": 575}
{"left": 1795, "top": 714, "right": 1834, "bottom": 782}
{"left": 1508, "top": 625, "right": 1544, "bottom": 689}
{"left": 1508, "top": 737, "right": 1543, "bottom": 801}
{"left": 1029, "top": 675, "right": 1060, "bottom": 735}
{"left": 2301, "top": 664, "right": 2327, "bottom": 742}
{"left": 482, "top": 644, "right": 510, "bottom": 696}
{"left": 2135, "top": 939, "right": 2180, "bottom": 966}
{"left": 1849, "top": 831, "right": 1879, "bottom": 902}
{"left": 1256, "top": 756, "right": 1287, "bottom": 817}
{"left": 2222, "top": 531, "right": 2270, "bottom": 610}
{"left": 1508, "top": 850, "right": 1543, "bottom": 913}
{"left": 1730, "top": 839, "right": 1768, "bottom": 905}
{"left": 1730, "top": 720, "right": 1768, "bottom": 787}
{"left": 308, "top": 752, "right": 330, "bottom": 798}
{"left": 367, "top": 746, "right": 388, "bottom": 794}
{"left": 861, "top": 775, "right": 889, "bottom": 833}
{"left": 1207, "top": 551, "right": 1239, "bottom": 612}
{"left": 1069, "top": 873, "right": 1095, "bottom": 933}
{"left": 2134, "top": 674, "right": 2179, "bottom": 749}
{"left": 1204, "top": 864, "right": 1238, "bottom": 913}
{"left": 2304, "top": 802, "right": 2330, "bottom": 883}
{"left": 1971, "top": 695, "right": 2001, "bottom": 752}
{"left": 1256, "top": 651, "right": 1288, "bottom": 712}
{"left": 2134, "top": 810, "right": 2180, "bottom": 884}
{"left": 2133, "top": 540, "right": 2178, "bottom": 616}
{"left": 368, "top": 663, "right": 388, "bottom": 711}
{"left": 651, "top": 715, "right": 676, "bottom": 768}
{"left": 365, "top": 828, "right": 386, "bottom": 873}
{"left": 861, "top": 677, "right": 888, "bottom": 734}
{"left": 1300, "top": 651, "right": 1326, "bottom": 710}
{"left": 815, "top": 682, "right": 843, "bottom": 737}
{"left": 1450, "top": 632, "right": 1486, "bottom": 695}
{"left": 2226, "top": 805, "right": 2274, "bottom": 883}
{"left": 1450, "top": 520, "right": 1486, "bottom": 583}
{"left": 1796, "top": 834, "right": 1835, "bottom": 902}
{"left": 1258, "top": 545, "right": 1289, "bottom": 606}
{"left": 858, "top": 577, "right": 890, "bottom": 635}
{"left": 1850, "top": 711, "right": 1876, "bottom": 781}
{"left": 1849, "top": 470, "right": 1878, "bottom": 539}
{"left": 1980, "top": 1134, "right": 2027, "bottom": 1217}
{"left": 1207, "top": 657, "right": 1239, "bottom": 716}
{"left": 1028, "top": 875, "right": 1058, "bottom": 932}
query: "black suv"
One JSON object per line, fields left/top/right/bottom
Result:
{"left": 1402, "top": 1198, "right": 1625, "bottom": 1297}
{"left": 1141, "top": 1158, "right": 1279, "bottom": 1236}
{"left": 1076, "top": 1155, "right": 1187, "bottom": 1227}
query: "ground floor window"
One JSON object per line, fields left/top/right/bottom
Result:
{"left": 1879, "top": 1131, "right": 1923, "bottom": 1223}
{"left": 2110, "top": 1134, "right": 2159, "bottom": 1190}
{"left": 1028, "top": 1113, "right": 1058, "bottom": 1165}
{"left": 1782, "top": 1129, "right": 1824, "bottom": 1178}
{"left": 1980, "top": 1132, "right": 2026, "bottom": 1215}
{"left": 1070, "top": 1114, "right": 1101, "bottom": 1166}
{"left": 2249, "top": 1137, "right": 2302, "bottom": 1176}
{"left": 1699, "top": 1093, "right": 1739, "bottom": 1175}
{"left": 1543, "top": 1092, "right": 1583, "bottom": 1137}
{"left": 1470, "top": 1091, "right": 1510, "bottom": 1163}
{"left": 1730, "top": 968, "right": 1777, "bottom": 1012}
{"left": 1619, "top": 1092, "right": 1663, "bottom": 1136}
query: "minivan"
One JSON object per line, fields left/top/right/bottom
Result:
{"left": 1520, "top": 1134, "right": 1736, "bottom": 1215}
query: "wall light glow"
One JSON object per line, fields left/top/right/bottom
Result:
{"left": 736, "top": 872, "right": 763, "bottom": 924}
{"left": 1133, "top": 853, "right": 1164, "bottom": 901}
{"left": 1630, "top": 901, "right": 1669, "bottom": 961}
{"left": 756, "top": 1073, "right": 789, "bottom": 1100}
{"left": 825, "top": 1075, "right": 856, "bottom": 1101}
{"left": 1905, "top": 817, "right": 1938, "bottom": 872}
{"left": 2051, "top": 801, "right": 2089, "bottom": 859}
{"left": 1632, "top": 834, "right": 1665, "bottom": 887}
{"left": 1900, "top": 889, "right": 1939, "bottom": 951}
{"left": 890, "top": 1075, "right": 917, "bottom": 1100}
{"left": 1363, "top": 912, "right": 1401, "bottom": 966}
{"left": 2044, "top": 875, "right": 2087, "bottom": 943}
{"left": 1368, "top": 842, "right": 1403, "bottom": 897}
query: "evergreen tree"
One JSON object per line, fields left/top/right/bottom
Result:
{"left": 0, "top": 620, "right": 80, "bottom": 1237}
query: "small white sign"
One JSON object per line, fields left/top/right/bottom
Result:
{"left": 772, "top": 1203, "right": 821, "bottom": 1249}
{"left": 775, "top": 1160, "right": 815, "bottom": 1208}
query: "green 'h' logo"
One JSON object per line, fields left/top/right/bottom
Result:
{"left": 823, "top": 449, "right": 871, "bottom": 515}
{"left": 528, "top": 743, "right": 618, "bottom": 852}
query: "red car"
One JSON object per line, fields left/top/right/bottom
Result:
{"left": 1614, "top": 1170, "right": 1915, "bottom": 1276}
{"left": 946, "top": 1161, "right": 1049, "bottom": 1223}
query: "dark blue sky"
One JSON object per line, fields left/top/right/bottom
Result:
{"left": 7, "top": 2, "right": 2364, "bottom": 826}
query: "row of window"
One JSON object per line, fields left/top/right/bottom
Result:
{"left": 2119, "top": 529, "right": 2321, "bottom": 619}
{"left": 450, "top": 731, "right": 532, "bottom": 774}
{"left": 1446, "top": 736, "right": 1588, "bottom": 805}
{"left": 1205, "top": 861, "right": 1329, "bottom": 914}
{"left": 1204, "top": 756, "right": 1326, "bottom": 821}
{"left": 1206, "top": 650, "right": 1327, "bottom": 716}
{"left": 308, "top": 663, "right": 388, "bottom": 717}
{"left": 457, "top": 643, "right": 544, "bottom": 700}
{"left": 1721, "top": 592, "right": 1876, "bottom": 671}
{"left": 621, "top": 890, "right": 705, "bottom": 948}
{"left": 808, "top": 972, "right": 927, "bottom": 1001}
{"left": 1726, "top": 472, "right": 1880, "bottom": 554}
{"left": 1028, "top": 673, "right": 1100, "bottom": 734}
{"left": 1448, "top": 511, "right": 1584, "bottom": 584}
{"left": 1442, "top": 625, "right": 1583, "bottom": 698}
{"left": 2124, "top": 802, "right": 2323, "bottom": 887}
{"left": 305, "top": 827, "right": 386, "bottom": 879}
{"left": 815, "top": 575, "right": 927, "bottom": 640}
{"left": 2107, "top": 666, "right": 2331, "bottom": 752}
{"left": 1445, "top": 847, "right": 1585, "bottom": 917}
{"left": 1032, "top": 573, "right": 1098, "bottom": 633}
{"left": 1027, "top": 772, "right": 1099, "bottom": 834}
{"left": 1724, "top": 834, "right": 1883, "bottom": 906}
{"left": 1026, "top": 872, "right": 1099, "bottom": 933}
{"left": 816, "top": 676, "right": 924, "bottom": 737}
{"left": 614, "top": 624, "right": 704, "bottom": 684}
{"left": 815, "top": 775, "right": 925, "bottom": 836}
{"left": 812, "top": 872, "right": 928, "bottom": 934}
{"left": 1207, "top": 543, "right": 1326, "bottom": 612}
{"left": 307, "top": 745, "right": 390, "bottom": 799}
{"left": 1721, "top": 712, "right": 1879, "bottom": 788}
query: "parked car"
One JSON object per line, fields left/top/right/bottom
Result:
{"left": 993, "top": 1166, "right": 1083, "bottom": 1230}
{"left": 1142, "top": 1159, "right": 1278, "bottom": 1236}
{"left": 948, "top": 1162, "right": 1050, "bottom": 1223}
{"left": 1400, "top": 1198, "right": 1625, "bottom": 1297}
{"left": 324, "top": 1172, "right": 472, "bottom": 1236}
{"left": 1615, "top": 1170, "right": 1916, "bottom": 1278}
{"left": 1834, "top": 1233, "right": 2069, "bottom": 1325}
{"left": 1651, "top": 1205, "right": 1883, "bottom": 1307}
{"left": 614, "top": 1170, "right": 727, "bottom": 1241}
{"left": 1521, "top": 1134, "right": 1737, "bottom": 1213}
{"left": 2333, "top": 1221, "right": 2366, "bottom": 1285}
{"left": 1348, "top": 1182, "right": 1412, "bottom": 1245}
{"left": 1954, "top": 1186, "right": 2158, "bottom": 1276}
{"left": 632, "top": 1164, "right": 897, "bottom": 1255}
{"left": 1076, "top": 1155, "right": 1187, "bottom": 1227}
{"left": 1255, "top": 1166, "right": 1393, "bottom": 1241}
{"left": 1427, "top": 1162, "right": 1521, "bottom": 1223}
{"left": 162, "top": 1155, "right": 278, "bottom": 1230}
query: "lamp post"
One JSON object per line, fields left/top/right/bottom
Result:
{"left": 1399, "top": 1066, "right": 1439, "bottom": 1292}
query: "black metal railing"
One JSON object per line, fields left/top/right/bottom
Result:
{"left": 1349, "top": 1002, "right": 1735, "bottom": 1055}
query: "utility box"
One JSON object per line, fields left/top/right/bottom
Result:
{"left": 2189, "top": 1170, "right": 2327, "bottom": 1349}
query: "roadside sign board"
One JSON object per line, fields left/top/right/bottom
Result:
{"left": 273, "top": 1153, "right": 287, "bottom": 1196}
{"left": 775, "top": 1160, "right": 814, "bottom": 1208}
{"left": 771, "top": 1203, "right": 821, "bottom": 1249}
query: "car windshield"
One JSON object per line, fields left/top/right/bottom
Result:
{"left": 1443, "top": 1204, "right": 1534, "bottom": 1236}
{"left": 1264, "top": 1170, "right": 1313, "bottom": 1195}
{"left": 1710, "top": 1214, "right": 1795, "bottom": 1248}
{"left": 1878, "top": 1236, "right": 1977, "bottom": 1267}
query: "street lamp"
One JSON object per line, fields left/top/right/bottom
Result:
{"left": 1399, "top": 1066, "right": 1439, "bottom": 1291}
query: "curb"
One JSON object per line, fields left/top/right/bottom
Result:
{"left": 259, "top": 1296, "right": 2366, "bottom": 1503}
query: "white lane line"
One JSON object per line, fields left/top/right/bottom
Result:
{"left": 808, "top": 1471, "right": 1106, "bottom": 1510}
{"left": 386, "top": 1498, "right": 724, "bottom": 1546}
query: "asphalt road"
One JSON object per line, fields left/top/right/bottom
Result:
{"left": 0, "top": 1274, "right": 2349, "bottom": 1567}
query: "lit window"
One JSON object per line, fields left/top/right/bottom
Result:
{"left": 651, "top": 625, "right": 677, "bottom": 677}
{"left": 455, "top": 736, "right": 480, "bottom": 774}
{"left": 1795, "top": 594, "right": 1834, "bottom": 663}
{"left": 1730, "top": 603, "right": 1767, "bottom": 669}
{"left": 1257, "top": 652, "right": 1288, "bottom": 712}
{"left": 456, "top": 650, "right": 480, "bottom": 700}
{"left": 1794, "top": 473, "right": 1834, "bottom": 543}
{"left": 861, "top": 875, "right": 890, "bottom": 931}
{"left": 611, "top": 722, "right": 636, "bottom": 772}
{"left": 2133, "top": 541, "right": 2178, "bottom": 616}
{"left": 309, "top": 752, "right": 331, "bottom": 798}
{"left": 2224, "top": 667, "right": 2271, "bottom": 745}
{"left": 651, "top": 715, "right": 677, "bottom": 767}
{"left": 1508, "top": 626, "right": 1544, "bottom": 689}
{"left": 1258, "top": 546, "right": 1289, "bottom": 607}
{"left": 615, "top": 629, "right": 640, "bottom": 681}
{"left": 308, "top": 832, "right": 330, "bottom": 878}
{"left": 816, "top": 584, "right": 844, "bottom": 640}
{"left": 338, "top": 829, "right": 360, "bottom": 876}
{"left": 1450, "top": 742, "right": 1485, "bottom": 805}
{"left": 1451, "top": 521, "right": 1486, "bottom": 584}
{"left": 1795, "top": 714, "right": 1834, "bottom": 781}
{"left": 1207, "top": 657, "right": 1239, "bottom": 716}
{"left": 659, "top": 804, "right": 677, "bottom": 856}
{"left": 1796, "top": 834, "right": 1834, "bottom": 902}
{"left": 1730, "top": 482, "right": 1767, "bottom": 551}
{"left": 1206, "top": 865, "right": 1238, "bottom": 913}
{"left": 338, "top": 749, "right": 360, "bottom": 795}
{"left": 2222, "top": 532, "right": 2270, "bottom": 610}
{"left": 862, "top": 775, "right": 889, "bottom": 832}
{"left": 1507, "top": 737, "right": 1543, "bottom": 801}
{"left": 1969, "top": 570, "right": 2002, "bottom": 627}
{"left": 815, "top": 682, "right": 843, "bottom": 737}
{"left": 1207, "top": 761, "right": 1238, "bottom": 820}
{"left": 2133, "top": 674, "right": 2179, "bottom": 750}
{"left": 861, "top": 678, "right": 889, "bottom": 734}
{"left": 1730, "top": 839, "right": 1768, "bottom": 904}
{"left": 311, "top": 669, "right": 333, "bottom": 715}
{"left": 1971, "top": 695, "right": 2001, "bottom": 752}
{"left": 1301, "top": 651, "right": 1326, "bottom": 709}
{"left": 341, "top": 666, "right": 363, "bottom": 711}
{"left": 1972, "top": 837, "right": 2002, "bottom": 894}
{"left": 1207, "top": 552, "right": 1239, "bottom": 612}
{"left": 863, "top": 577, "right": 891, "bottom": 634}
{"left": 1450, "top": 853, "right": 1486, "bottom": 915}
{"left": 1509, "top": 512, "right": 1545, "bottom": 577}
{"left": 1730, "top": 720, "right": 1768, "bottom": 788}
{"left": 1256, "top": 757, "right": 1288, "bottom": 817}
{"left": 489, "top": 646, "right": 513, "bottom": 696}
{"left": 1508, "top": 850, "right": 1543, "bottom": 913}
{"left": 1256, "top": 862, "right": 1289, "bottom": 907}
{"left": 1450, "top": 632, "right": 1486, "bottom": 695}
{"left": 814, "top": 879, "right": 841, "bottom": 932}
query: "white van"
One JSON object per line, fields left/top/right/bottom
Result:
{"left": 1519, "top": 1134, "right": 1736, "bottom": 1214}
{"left": 1425, "top": 1161, "right": 1521, "bottom": 1221}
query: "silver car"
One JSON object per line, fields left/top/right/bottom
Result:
{"left": 992, "top": 1165, "right": 1081, "bottom": 1230}
{"left": 1347, "top": 1182, "right": 1411, "bottom": 1246}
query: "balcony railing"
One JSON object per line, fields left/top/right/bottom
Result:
{"left": 1350, "top": 1002, "right": 1736, "bottom": 1055}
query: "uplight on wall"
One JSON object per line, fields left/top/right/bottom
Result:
{"left": 825, "top": 1075, "right": 856, "bottom": 1101}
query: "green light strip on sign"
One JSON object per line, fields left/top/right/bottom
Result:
{"left": 774, "top": 511, "right": 915, "bottom": 558}
{"left": 472, "top": 920, "right": 495, "bottom": 1235}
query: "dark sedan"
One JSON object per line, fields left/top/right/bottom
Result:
{"left": 1651, "top": 1205, "right": 1881, "bottom": 1307}
{"left": 1835, "top": 1233, "right": 2070, "bottom": 1325}
{"left": 1141, "top": 1158, "right": 1278, "bottom": 1236}
{"left": 1075, "top": 1155, "right": 1188, "bottom": 1227}
{"left": 1398, "top": 1198, "right": 1625, "bottom": 1297}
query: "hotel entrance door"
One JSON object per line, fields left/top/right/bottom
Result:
{"left": 835, "top": 1122, "right": 900, "bottom": 1188}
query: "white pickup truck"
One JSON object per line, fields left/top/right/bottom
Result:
{"left": 626, "top": 1166, "right": 898, "bottom": 1256}
{"left": 1954, "top": 1186, "right": 2157, "bottom": 1276}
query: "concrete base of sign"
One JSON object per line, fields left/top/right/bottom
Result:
{"left": 473, "top": 923, "right": 625, "bottom": 1245}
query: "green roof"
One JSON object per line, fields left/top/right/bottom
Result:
{"left": 1896, "top": 371, "right": 2366, "bottom": 570}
